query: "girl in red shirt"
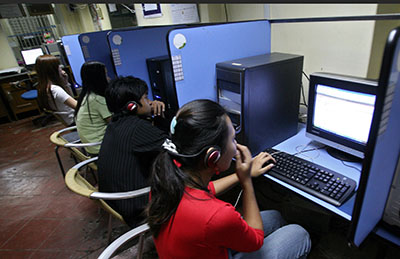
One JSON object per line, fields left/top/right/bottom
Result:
{"left": 147, "top": 99, "right": 311, "bottom": 258}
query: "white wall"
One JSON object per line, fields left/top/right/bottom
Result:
{"left": 224, "top": 4, "right": 379, "bottom": 79}
{"left": 198, "top": 4, "right": 226, "bottom": 23}
{"left": 367, "top": 4, "right": 400, "bottom": 79}
{"left": 269, "top": 4, "right": 377, "bottom": 19}
{"left": 270, "top": 4, "right": 377, "bottom": 78}
{"left": 226, "top": 4, "right": 265, "bottom": 22}
{"left": 268, "top": 4, "right": 378, "bottom": 111}
{"left": 0, "top": 23, "right": 18, "bottom": 69}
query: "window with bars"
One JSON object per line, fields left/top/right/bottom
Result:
{"left": 7, "top": 15, "right": 59, "bottom": 49}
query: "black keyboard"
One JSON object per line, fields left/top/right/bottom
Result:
{"left": 264, "top": 148, "right": 357, "bottom": 207}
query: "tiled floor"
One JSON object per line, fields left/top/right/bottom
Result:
{"left": 0, "top": 116, "right": 399, "bottom": 259}
{"left": 0, "top": 117, "right": 128, "bottom": 259}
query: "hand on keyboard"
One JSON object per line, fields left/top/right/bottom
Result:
{"left": 263, "top": 148, "right": 356, "bottom": 207}
{"left": 252, "top": 151, "right": 276, "bottom": 177}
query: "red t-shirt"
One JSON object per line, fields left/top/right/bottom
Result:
{"left": 154, "top": 182, "right": 264, "bottom": 259}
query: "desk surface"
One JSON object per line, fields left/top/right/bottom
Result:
{"left": 0, "top": 71, "right": 35, "bottom": 81}
{"left": 264, "top": 124, "right": 361, "bottom": 220}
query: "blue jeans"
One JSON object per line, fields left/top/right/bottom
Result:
{"left": 229, "top": 210, "right": 311, "bottom": 259}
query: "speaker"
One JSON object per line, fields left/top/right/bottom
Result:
{"left": 126, "top": 101, "right": 137, "bottom": 112}
{"left": 204, "top": 147, "right": 221, "bottom": 168}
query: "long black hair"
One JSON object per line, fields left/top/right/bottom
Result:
{"left": 147, "top": 99, "right": 229, "bottom": 237}
{"left": 74, "top": 61, "right": 109, "bottom": 119}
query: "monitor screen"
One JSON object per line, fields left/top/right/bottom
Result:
{"left": 306, "top": 73, "right": 377, "bottom": 159}
{"left": 21, "top": 48, "right": 44, "bottom": 66}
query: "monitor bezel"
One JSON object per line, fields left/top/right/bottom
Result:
{"left": 20, "top": 47, "right": 44, "bottom": 66}
{"left": 306, "top": 73, "right": 377, "bottom": 158}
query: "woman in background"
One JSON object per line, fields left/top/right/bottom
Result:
{"left": 35, "top": 54, "right": 76, "bottom": 126}
{"left": 75, "top": 61, "right": 112, "bottom": 155}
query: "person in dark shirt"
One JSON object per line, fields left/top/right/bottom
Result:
{"left": 98, "top": 76, "right": 168, "bottom": 227}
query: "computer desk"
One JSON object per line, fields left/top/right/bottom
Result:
{"left": 264, "top": 123, "right": 361, "bottom": 221}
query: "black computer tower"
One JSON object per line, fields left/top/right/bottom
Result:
{"left": 216, "top": 53, "right": 304, "bottom": 155}
{"left": 146, "top": 56, "right": 178, "bottom": 120}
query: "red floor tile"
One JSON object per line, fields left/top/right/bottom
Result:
{"left": 0, "top": 177, "right": 50, "bottom": 196}
{"left": 0, "top": 219, "right": 29, "bottom": 248}
{"left": 34, "top": 193, "right": 98, "bottom": 220}
{"left": 60, "top": 250, "right": 89, "bottom": 259}
{"left": 29, "top": 249, "right": 90, "bottom": 259}
{"left": 27, "top": 176, "right": 66, "bottom": 197}
{"left": 0, "top": 196, "right": 53, "bottom": 220}
{"left": 1, "top": 219, "right": 61, "bottom": 249}
{"left": 0, "top": 250, "right": 33, "bottom": 259}
{"left": 0, "top": 118, "right": 128, "bottom": 257}
{"left": 39, "top": 219, "right": 101, "bottom": 250}
{"left": 29, "top": 250, "right": 61, "bottom": 259}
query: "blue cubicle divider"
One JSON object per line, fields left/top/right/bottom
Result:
{"left": 350, "top": 27, "right": 400, "bottom": 247}
{"left": 107, "top": 25, "right": 182, "bottom": 99}
{"left": 78, "top": 30, "right": 116, "bottom": 80}
{"left": 61, "top": 34, "right": 85, "bottom": 87}
{"left": 167, "top": 20, "right": 271, "bottom": 107}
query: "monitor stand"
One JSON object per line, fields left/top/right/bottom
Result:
{"left": 326, "top": 147, "right": 362, "bottom": 163}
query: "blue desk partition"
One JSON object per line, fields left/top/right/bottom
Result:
{"left": 61, "top": 34, "right": 85, "bottom": 86}
{"left": 78, "top": 30, "right": 116, "bottom": 80}
{"left": 167, "top": 20, "right": 271, "bottom": 107}
{"left": 350, "top": 27, "right": 400, "bottom": 247}
{"left": 107, "top": 25, "right": 182, "bottom": 99}
{"left": 267, "top": 124, "right": 361, "bottom": 220}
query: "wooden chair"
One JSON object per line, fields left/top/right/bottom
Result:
{"left": 65, "top": 157, "right": 151, "bottom": 243}
{"left": 49, "top": 125, "right": 101, "bottom": 177}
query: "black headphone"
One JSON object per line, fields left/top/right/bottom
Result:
{"left": 125, "top": 101, "right": 138, "bottom": 112}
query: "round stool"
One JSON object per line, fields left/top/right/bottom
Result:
{"left": 20, "top": 89, "right": 38, "bottom": 100}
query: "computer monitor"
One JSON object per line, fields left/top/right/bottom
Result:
{"left": 21, "top": 47, "right": 44, "bottom": 66}
{"left": 306, "top": 72, "right": 377, "bottom": 161}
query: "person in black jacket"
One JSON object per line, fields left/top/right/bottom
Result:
{"left": 98, "top": 76, "right": 168, "bottom": 227}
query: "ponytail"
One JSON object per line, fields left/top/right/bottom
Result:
{"left": 147, "top": 151, "right": 185, "bottom": 237}
{"left": 147, "top": 150, "right": 210, "bottom": 237}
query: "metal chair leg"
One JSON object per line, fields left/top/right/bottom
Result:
{"left": 55, "top": 146, "right": 65, "bottom": 177}
{"left": 90, "top": 167, "right": 98, "bottom": 185}
{"left": 107, "top": 213, "right": 113, "bottom": 244}
{"left": 137, "top": 234, "right": 145, "bottom": 259}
